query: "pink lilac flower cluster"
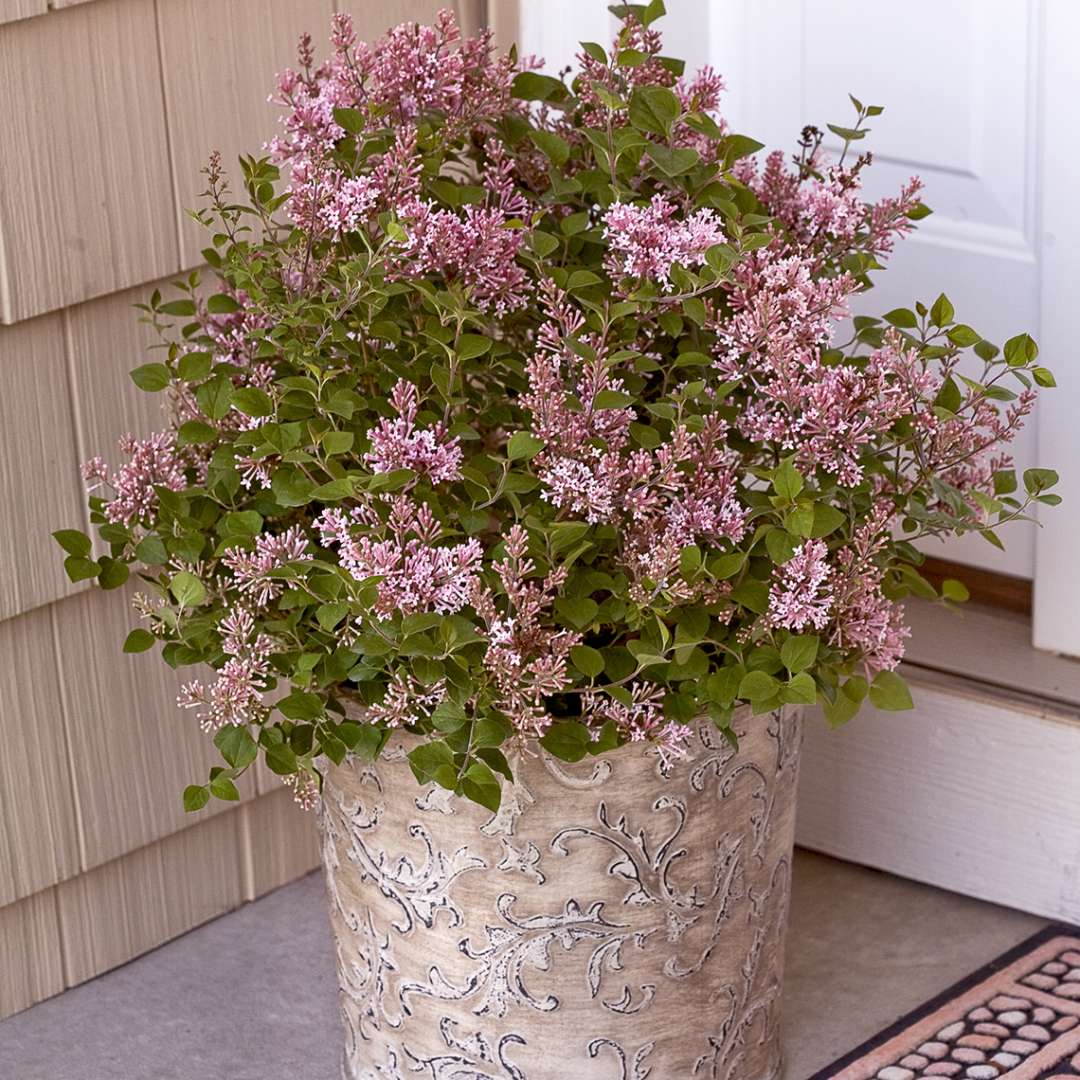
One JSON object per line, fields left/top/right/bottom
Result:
{"left": 582, "top": 682, "right": 694, "bottom": 768}
{"left": 471, "top": 525, "right": 580, "bottom": 736}
{"left": 268, "top": 10, "right": 515, "bottom": 244}
{"left": 394, "top": 197, "right": 528, "bottom": 314}
{"left": 365, "top": 379, "right": 463, "bottom": 483}
{"left": 368, "top": 672, "right": 448, "bottom": 729}
{"left": 222, "top": 525, "right": 312, "bottom": 607}
{"left": 177, "top": 609, "right": 274, "bottom": 732}
{"left": 829, "top": 504, "right": 910, "bottom": 672}
{"left": 768, "top": 506, "right": 909, "bottom": 673}
{"left": 523, "top": 284, "right": 746, "bottom": 599}
{"left": 82, "top": 432, "right": 187, "bottom": 527}
{"left": 734, "top": 149, "right": 924, "bottom": 263}
{"left": 767, "top": 540, "right": 834, "bottom": 633}
{"left": 603, "top": 196, "right": 725, "bottom": 288}
{"left": 316, "top": 498, "right": 482, "bottom": 616}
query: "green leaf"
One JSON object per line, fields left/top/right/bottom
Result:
{"left": 781, "top": 672, "right": 817, "bottom": 705}
{"left": 555, "top": 596, "right": 599, "bottom": 629}
{"left": 772, "top": 459, "right": 804, "bottom": 502}
{"left": 822, "top": 692, "right": 859, "bottom": 728}
{"left": 209, "top": 775, "right": 240, "bottom": 801}
{"left": 123, "top": 628, "right": 156, "bottom": 653}
{"left": 130, "top": 363, "right": 171, "bottom": 392}
{"left": 264, "top": 741, "right": 298, "bottom": 775}
{"left": 507, "top": 431, "right": 544, "bottom": 461}
{"left": 868, "top": 670, "right": 914, "bottom": 711}
{"left": 206, "top": 293, "right": 241, "bottom": 314}
{"left": 730, "top": 578, "right": 769, "bottom": 614}
{"left": 784, "top": 497, "right": 815, "bottom": 538}
{"left": 780, "top": 634, "right": 818, "bottom": 674}
{"left": 1033, "top": 366, "right": 1056, "bottom": 388}
{"left": 231, "top": 387, "right": 274, "bottom": 417}
{"left": 98, "top": 557, "right": 130, "bottom": 590}
{"left": 580, "top": 41, "right": 607, "bottom": 64}
{"left": 322, "top": 430, "right": 354, "bottom": 456}
{"left": 738, "top": 670, "right": 779, "bottom": 702}
{"left": 827, "top": 123, "right": 867, "bottom": 142}
{"left": 332, "top": 106, "right": 366, "bottom": 135}
{"left": 765, "top": 528, "right": 797, "bottom": 566}
{"left": 571, "top": 644, "right": 605, "bottom": 679}
{"left": 1003, "top": 332, "right": 1038, "bottom": 367}
{"left": 457, "top": 334, "right": 492, "bottom": 360}
{"left": 407, "top": 740, "right": 455, "bottom": 784}
{"left": 593, "top": 389, "right": 632, "bottom": 409}
{"left": 540, "top": 720, "right": 592, "bottom": 762}
{"left": 159, "top": 298, "right": 196, "bottom": 317}
{"left": 706, "top": 664, "right": 744, "bottom": 707}
{"left": 178, "top": 351, "right": 212, "bottom": 381}
{"left": 809, "top": 503, "right": 846, "bottom": 538}
{"left": 461, "top": 760, "right": 502, "bottom": 812}
{"left": 941, "top": 578, "right": 970, "bottom": 603}
{"left": 883, "top": 307, "right": 918, "bottom": 329}
{"left": 66, "top": 547, "right": 105, "bottom": 582}
{"left": 679, "top": 544, "right": 702, "bottom": 579}
{"left": 53, "top": 529, "right": 92, "bottom": 558}
{"left": 316, "top": 602, "right": 350, "bottom": 630}
{"left": 719, "top": 133, "right": 765, "bottom": 163}
{"left": 511, "top": 71, "right": 567, "bottom": 103}
{"left": 929, "top": 292, "right": 954, "bottom": 327}
{"left": 1023, "top": 467, "right": 1059, "bottom": 494}
{"left": 946, "top": 324, "right": 980, "bottom": 348}
{"left": 177, "top": 420, "right": 217, "bottom": 445}
{"left": 183, "top": 785, "right": 210, "bottom": 812}
{"left": 529, "top": 128, "right": 570, "bottom": 166}
{"left": 169, "top": 570, "right": 206, "bottom": 607}
{"left": 214, "top": 724, "right": 259, "bottom": 769}
{"left": 196, "top": 374, "right": 233, "bottom": 420}
{"left": 709, "top": 551, "right": 746, "bottom": 579}
{"left": 648, "top": 145, "right": 700, "bottom": 176}
{"left": 628, "top": 85, "right": 681, "bottom": 136}
{"left": 277, "top": 690, "right": 325, "bottom": 722}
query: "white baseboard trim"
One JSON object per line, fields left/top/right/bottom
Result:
{"left": 796, "top": 667, "right": 1080, "bottom": 922}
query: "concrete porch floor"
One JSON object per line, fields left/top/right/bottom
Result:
{"left": 0, "top": 850, "right": 1048, "bottom": 1080}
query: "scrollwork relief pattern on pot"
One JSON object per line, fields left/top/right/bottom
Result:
{"left": 320, "top": 707, "right": 801, "bottom": 1080}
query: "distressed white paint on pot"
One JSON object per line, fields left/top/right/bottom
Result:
{"left": 319, "top": 707, "right": 802, "bottom": 1080}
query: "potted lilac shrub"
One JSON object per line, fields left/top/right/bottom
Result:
{"left": 55, "top": 5, "right": 1057, "bottom": 1077}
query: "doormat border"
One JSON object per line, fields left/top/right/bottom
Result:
{"left": 807, "top": 921, "right": 1080, "bottom": 1080}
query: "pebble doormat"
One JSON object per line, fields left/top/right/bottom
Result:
{"left": 809, "top": 925, "right": 1080, "bottom": 1080}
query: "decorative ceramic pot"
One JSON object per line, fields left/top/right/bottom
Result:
{"left": 319, "top": 706, "right": 802, "bottom": 1080}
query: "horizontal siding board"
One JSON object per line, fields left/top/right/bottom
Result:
{"left": 244, "top": 787, "right": 321, "bottom": 900}
{"left": 0, "top": 0, "right": 178, "bottom": 322}
{"left": 0, "top": 0, "right": 46, "bottom": 25}
{"left": 0, "top": 313, "right": 86, "bottom": 619}
{"left": 52, "top": 587, "right": 255, "bottom": 870}
{"left": 0, "top": 889, "right": 63, "bottom": 1020}
{"left": 0, "top": 607, "right": 80, "bottom": 906}
{"left": 157, "top": 0, "right": 334, "bottom": 267}
{"left": 56, "top": 807, "right": 245, "bottom": 986}
{"left": 64, "top": 280, "right": 173, "bottom": 464}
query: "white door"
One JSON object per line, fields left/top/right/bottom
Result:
{"left": 513, "top": 0, "right": 1080, "bottom": 655}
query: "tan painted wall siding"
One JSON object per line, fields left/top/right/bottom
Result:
{"left": 0, "top": 313, "right": 86, "bottom": 618}
{"left": 0, "top": 0, "right": 179, "bottom": 323}
{"left": 0, "top": 0, "right": 466, "bottom": 1021}
{"left": 0, "top": 0, "right": 46, "bottom": 27}
{"left": 0, "top": 605, "right": 80, "bottom": 906}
